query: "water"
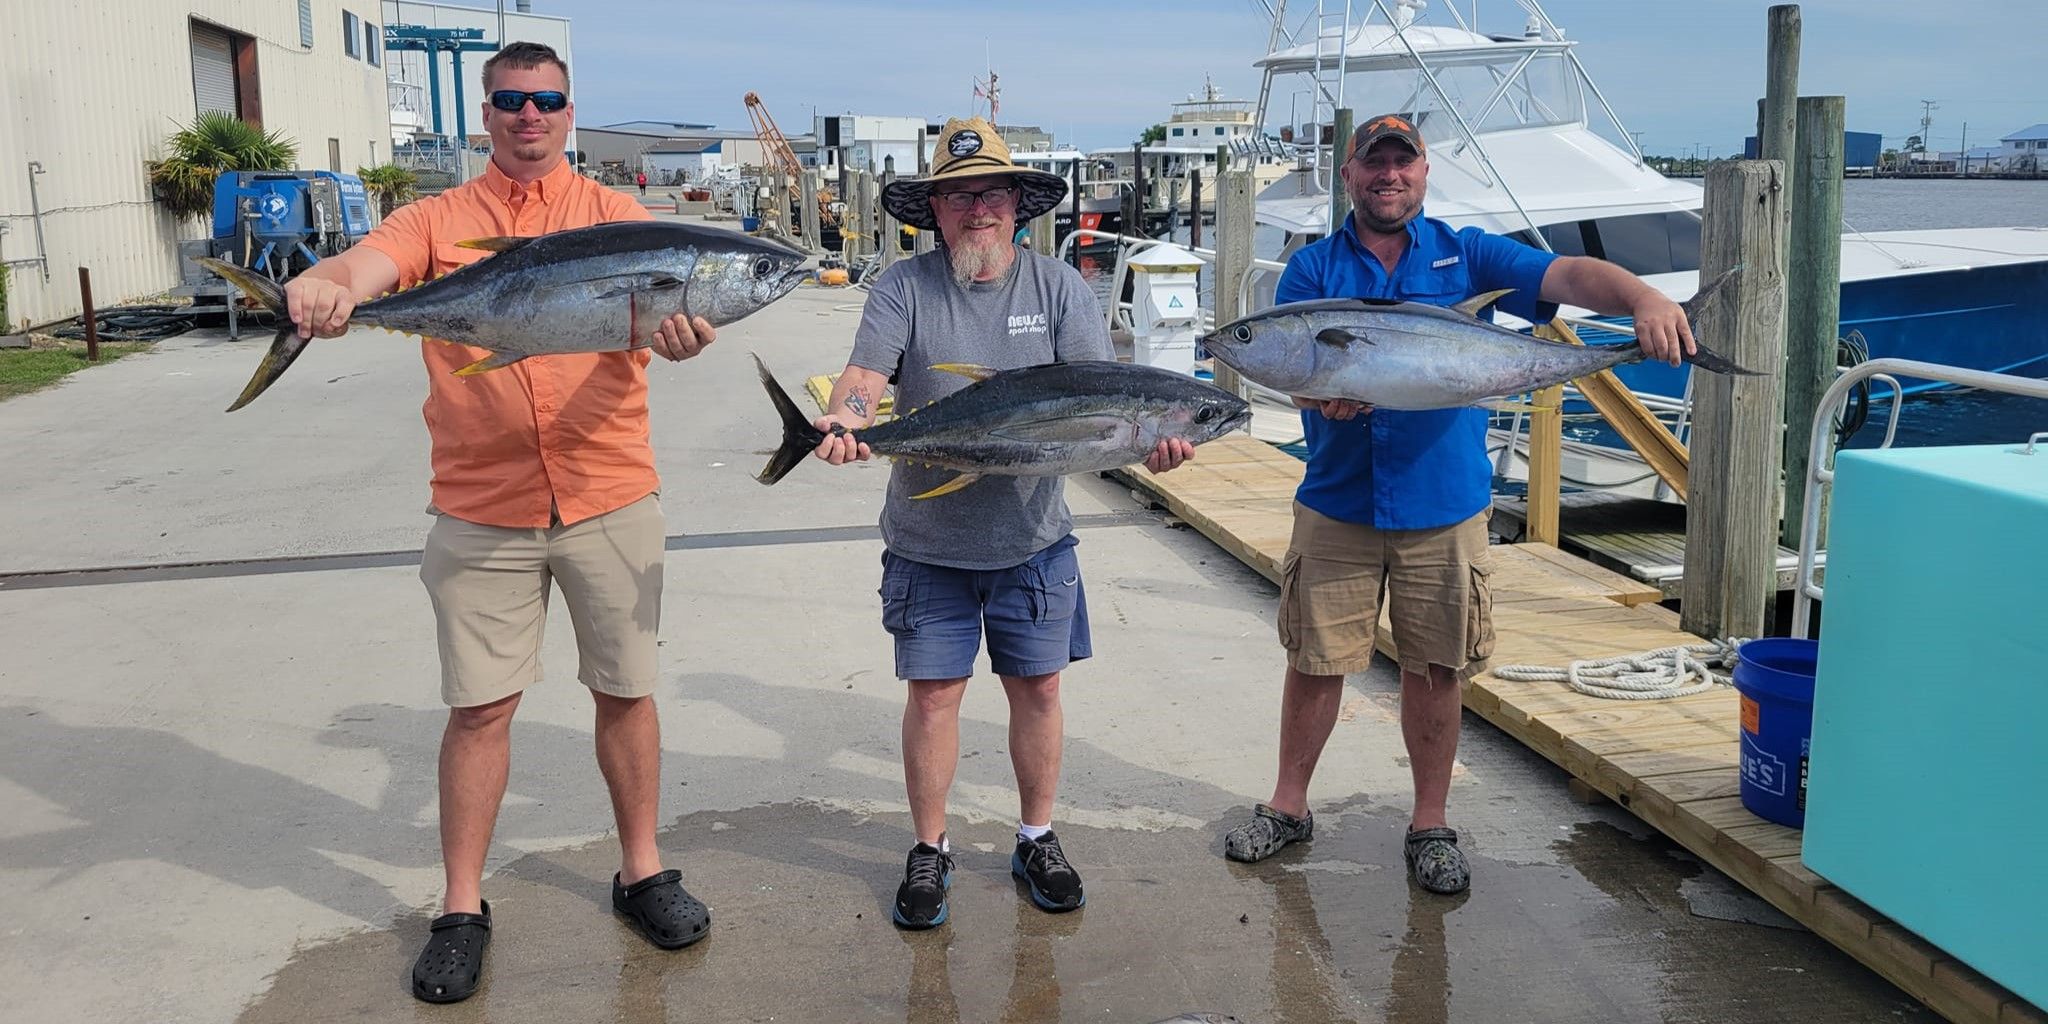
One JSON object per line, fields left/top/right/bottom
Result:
{"left": 1077, "top": 178, "right": 2048, "bottom": 452}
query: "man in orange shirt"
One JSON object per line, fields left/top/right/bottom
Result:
{"left": 283, "top": 42, "right": 713, "bottom": 1003}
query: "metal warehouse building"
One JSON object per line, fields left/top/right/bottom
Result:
{"left": 2, "top": 1, "right": 391, "bottom": 328}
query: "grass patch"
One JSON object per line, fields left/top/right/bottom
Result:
{"left": 0, "top": 341, "right": 150, "bottom": 401}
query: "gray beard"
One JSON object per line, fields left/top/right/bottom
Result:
{"left": 947, "top": 234, "right": 1015, "bottom": 287}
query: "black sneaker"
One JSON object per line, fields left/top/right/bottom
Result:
{"left": 892, "top": 840, "right": 953, "bottom": 929}
{"left": 1011, "top": 830, "right": 1085, "bottom": 912}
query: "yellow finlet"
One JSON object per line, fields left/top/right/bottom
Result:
{"left": 929, "top": 362, "right": 997, "bottom": 382}
{"left": 453, "top": 351, "right": 527, "bottom": 375}
{"left": 1453, "top": 288, "right": 1515, "bottom": 318}
{"left": 454, "top": 235, "right": 529, "bottom": 252}
{"left": 909, "top": 473, "right": 982, "bottom": 499}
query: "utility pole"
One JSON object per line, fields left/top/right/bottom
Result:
{"left": 1918, "top": 99, "right": 1938, "bottom": 153}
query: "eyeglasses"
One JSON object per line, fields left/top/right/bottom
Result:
{"left": 489, "top": 89, "right": 567, "bottom": 113}
{"left": 933, "top": 185, "right": 1016, "bottom": 211}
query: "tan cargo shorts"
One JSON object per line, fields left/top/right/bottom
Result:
{"left": 419, "top": 493, "right": 665, "bottom": 707}
{"left": 1276, "top": 501, "right": 1495, "bottom": 681}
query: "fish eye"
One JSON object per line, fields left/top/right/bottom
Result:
{"left": 1196, "top": 407, "right": 1215, "bottom": 423}
{"left": 752, "top": 257, "right": 774, "bottom": 278}
{"left": 1232, "top": 324, "right": 1251, "bottom": 342}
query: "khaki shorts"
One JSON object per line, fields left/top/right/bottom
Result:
{"left": 419, "top": 493, "right": 665, "bottom": 707}
{"left": 1276, "top": 501, "right": 1495, "bottom": 680}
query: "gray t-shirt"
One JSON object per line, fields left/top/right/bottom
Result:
{"left": 848, "top": 246, "right": 1114, "bottom": 570}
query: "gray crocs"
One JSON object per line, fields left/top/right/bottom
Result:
{"left": 1223, "top": 803, "right": 1313, "bottom": 862}
{"left": 1404, "top": 826, "right": 1470, "bottom": 894}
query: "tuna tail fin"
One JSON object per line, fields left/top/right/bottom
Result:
{"left": 197, "top": 257, "right": 313, "bottom": 412}
{"left": 753, "top": 352, "right": 828, "bottom": 485}
{"left": 1682, "top": 341, "right": 1763, "bottom": 376}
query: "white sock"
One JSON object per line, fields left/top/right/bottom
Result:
{"left": 1018, "top": 821, "right": 1052, "bottom": 842}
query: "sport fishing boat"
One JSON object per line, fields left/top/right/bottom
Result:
{"left": 1239, "top": 0, "right": 2048, "bottom": 498}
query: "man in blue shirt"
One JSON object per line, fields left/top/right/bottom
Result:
{"left": 1221, "top": 114, "right": 1695, "bottom": 894}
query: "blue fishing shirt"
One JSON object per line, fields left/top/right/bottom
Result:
{"left": 1275, "top": 211, "right": 1561, "bottom": 531}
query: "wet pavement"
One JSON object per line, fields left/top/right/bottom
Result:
{"left": 232, "top": 749, "right": 1926, "bottom": 1024}
{"left": 0, "top": 216, "right": 1931, "bottom": 1023}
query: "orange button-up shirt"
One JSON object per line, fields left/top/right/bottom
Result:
{"left": 361, "top": 159, "right": 656, "bottom": 528}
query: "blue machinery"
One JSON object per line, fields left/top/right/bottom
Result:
{"left": 208, "top": 171, "right": 371, "bottom": 278}
{"left": 382, "top": 25, "right": 500, "bottom": 149}
{"left": 175, "top": 171, "right": 372, "bottom": 337}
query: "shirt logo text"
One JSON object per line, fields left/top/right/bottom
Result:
{"left": 1007, "top": 312, "right": 1049, "bottom": 337}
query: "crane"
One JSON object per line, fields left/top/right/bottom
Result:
{"left": 743, "top": 91, "right": 835, "bottom": 231}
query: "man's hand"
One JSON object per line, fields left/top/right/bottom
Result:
{"left": 1143, "top": 438, "right": 1194, "bottom": 474}
{"left": 652, "top": 314, "right": 714, "bottom": 361}
{"left": 1629, "top": 291, "right": 1694, "bottom": 367}
{"left": 284, "top": 275, "right": 357, "bottom": 340}
{"left": 811, "top": 415, "right": 871, "bottom": 464}
{"left": 1294, "top": 396, "right": 1370, "bottom": 421}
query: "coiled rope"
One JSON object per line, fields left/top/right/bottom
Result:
{"left": 1493, "top": 638, "right": 1750, "bottom": 700}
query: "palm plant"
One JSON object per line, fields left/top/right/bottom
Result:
{"left": 145, "top": 111, "right": 298, "bottom": 219}
{"left": 356, "top": 163, "right": 420, "bottom": 218}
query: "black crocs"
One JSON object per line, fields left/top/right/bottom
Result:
{"left": 612, "top": 869, "right": 710, "bottom": 949}
{"left": 1223, "top": 803, "right": 1314, "bottom": 863}
{"left": 411, "top": 900, "right": 491, "bottom": 1004}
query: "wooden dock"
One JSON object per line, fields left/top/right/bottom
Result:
{"left": 1489, "top": 490, "right": 1816, "bottom": 600}
{"left": 1112, "top": 434, "right": 2041, "bottom": 1024}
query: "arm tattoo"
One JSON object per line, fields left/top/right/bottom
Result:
{"left": 846, "top": 386, "right": 872, "bottom": 419}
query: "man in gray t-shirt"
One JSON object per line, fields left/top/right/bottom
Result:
{"left": 808, "top": 117, "right": 1192, "bottom": 931}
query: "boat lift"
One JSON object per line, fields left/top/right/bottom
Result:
{"left": 383, "top": 25, "right": 500, "bottom": 155}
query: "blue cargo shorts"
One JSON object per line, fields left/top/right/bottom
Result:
{"left": 878, "top": 534, "right": 1093, "bottom": 681}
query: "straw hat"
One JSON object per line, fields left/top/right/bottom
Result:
{"left": 880, "top": 116, "right": 1069, "bottom": 233}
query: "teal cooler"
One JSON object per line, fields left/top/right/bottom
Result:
{"left": 1803, "top": 442, "right": 2047, "bottom": 1010}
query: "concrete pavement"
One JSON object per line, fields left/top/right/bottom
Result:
{"left": 0, "top": 222, "right": 1926, "bottom": 1023}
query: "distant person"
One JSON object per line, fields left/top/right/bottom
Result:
{"left": 276, "top": 41, "right": 718, "bottom": 1003}
{"left": 636, "top": 169, "right": 647, "bottom": 195}
{"left": 808, "top": 116, "right": 1193, "bottom": 930}
{"left": 1219, "top": 113, "right": 1694, "bottom": 896}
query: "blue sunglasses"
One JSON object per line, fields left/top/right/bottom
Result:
{"left": 489, "top": 89, "right": 567, "bottom": 113}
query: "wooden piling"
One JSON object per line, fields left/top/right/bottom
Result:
{"left": 1189, "top": 169, "right": 1203, "bottom": 249}
{"left": 1760, "top": 6, "right": 1801, "bottom": 170}
{"left": 1129, "top": 144, "right": 1145, "bottom": 239}
{"left": 1781, "top": 95, "right": 1846, "bottom": 549}
{"left": 799, "top": 170, "right": 821, "bottom": 253}
{"left": 1212, "top": 162, "right": 1257, "bottom": 400}
{"left": 1329, "top": 107, "right": 1354, "bottom": 234}
{"left": 879, "top": 157, "right": 900, "bottom": 270}
{"left": 1066, "top": 159, "right": 1082, "bottom": 266}
{"left": 1681, "top": 161, "right": 1787, "bottom": 642}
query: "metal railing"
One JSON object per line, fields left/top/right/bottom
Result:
{"left": 1790, "top": 359, "right": 2048, "bottom": 638}
{"left": 1055, "top": 228, "right": 1221, "bottom": 335}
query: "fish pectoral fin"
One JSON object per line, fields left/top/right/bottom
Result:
{"left": 587, "top": 273, "right": 686, "bottom": 301}
{"left": 1315, "top": 328, "right": 1372, "bottom": 348}
{"left": 453, "top": 350, "right": 529, "bottom": 376}
{"left": 909, "top": 473, "right": 983, "bottom": 499}
{"left": 454, "top": 235, "right": 533, "bottom": 253}
{"left": 1452, "top": 288, "right": 1516, "bottom": 318}
{"left": 928, "top": 362, "right": 998, "bottom": 382}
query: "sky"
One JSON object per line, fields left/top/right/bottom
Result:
{"left": 525, "top": 0, "right": 2043, "bottom": 156}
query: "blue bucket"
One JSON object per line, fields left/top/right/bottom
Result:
{"left": 741, "top": 215, "right": 761, "bottom": 232}
{"left": 1733, "top": 637, "right": 1819, "bottom": 828}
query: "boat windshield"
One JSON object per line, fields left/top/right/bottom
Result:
{"left": 1341, "top": 52, "right": 1587, "bottom": 145}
